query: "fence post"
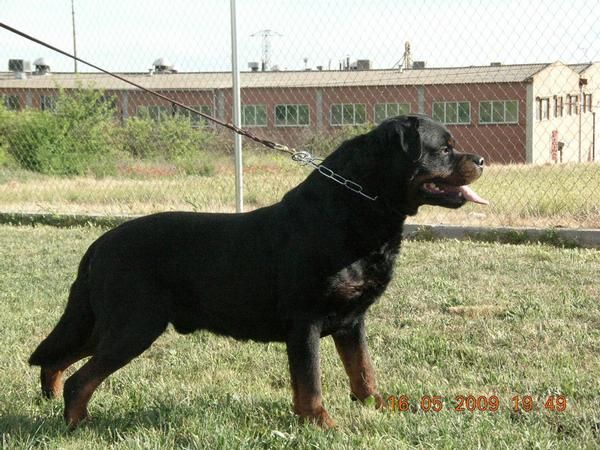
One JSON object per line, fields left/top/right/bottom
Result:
{"left": 230, "top": 0, "right": 243, "bottom": 212}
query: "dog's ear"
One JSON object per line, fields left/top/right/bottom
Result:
{"left": 394, "top": 116, "right": 422, "bottom": 162}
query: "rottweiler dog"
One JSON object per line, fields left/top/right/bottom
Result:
{"left": 29, "top": 115, "right": 487, "bottom": 429}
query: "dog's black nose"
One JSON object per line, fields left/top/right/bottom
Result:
{"left": 475, "top": 157, "right": 485, "bottom": 167}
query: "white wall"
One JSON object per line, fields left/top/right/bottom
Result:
{"left": 530, "top": 62, "right": 596, "bottom": 163}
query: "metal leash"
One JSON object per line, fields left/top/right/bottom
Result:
{"left": 0, "top": 21, "right": 378, "bottom": 202}
{"left": 291, "top": 151, "right": 378, "bottom": 201}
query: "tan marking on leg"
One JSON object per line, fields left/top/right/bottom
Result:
{"left": 40, "top": 350, "right": 93, "bottom": 400}
{"left": 334, "top": 335, "right": 383, "bottom": 408}
{"left": 291, "top": 379, "right": 335, "bottom": 429}
{"left": 64, "top": 375, "right": 105, "bottom": 429}
{"left": 41, "top": 367, "right": 64, "bottom": 399}
{"left": 63, "top": 358, "right": 111, "bottom": 429}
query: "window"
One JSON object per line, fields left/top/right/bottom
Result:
{"left": 98, "top": 95, "right": 117, "bottom": 111}
{"left": 40, "top": 95, "right": 57, "bottom": 112}
{"left": 137, "top": 105, "right": 172, "bottom": 121}
{"left": 583, "top": 94, "right": 593, "bottom": 113}
{"left": 432, "top": 101, "right": 470, "bottom": 125}
{"left": 275, "top": 104, "right": 310, "bottom": 126}
{"left": 479, "top": 100, "right": 518, "bottom": 124}
{"left": 567, "top": 95, "right": 579, "bottom": 115}
{"left": 331, "top": 103, "right": 367, "bottom": 126}
{"left": 554, "top": 96, "right": 563, "bottom": 118}
{"left": 3, "top": 95, "right": 20, "bottom": 111}
{"left": 176, "top": 105, "right": 212, "bottom": 127}
{"left": 242, "top": 104, "right": 267, "bottom": 127}
{"left": 374, "top": 103, "right": 410, "bottom": 123}
{"left": 535, "top": 98, "right": 550, "bottom": 121}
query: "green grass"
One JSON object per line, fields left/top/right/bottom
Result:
{"left": 0, "top": 225, "right": 598, "bottom": 449}
{"left": 0, "top": 157, "right": 599, "bottom": 228}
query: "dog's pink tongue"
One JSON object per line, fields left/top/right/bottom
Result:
{"left": 459, "top": 185, "right": 489, "bottom": 205}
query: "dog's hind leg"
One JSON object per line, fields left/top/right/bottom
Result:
{"left": 62, "top": 302, "right": 168, "bottom": 429}
{"left": 29, "top": 277, "right": 96, "bottom": 399}
{"left": 40, "top": 347, "right": 95, "bottom": 400}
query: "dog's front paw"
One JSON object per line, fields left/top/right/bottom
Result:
{"left": 351, "top": 392, "right": 385, "bottom": 409}
{"left": 297, "top": 406, "right": 335, "bottom": 429}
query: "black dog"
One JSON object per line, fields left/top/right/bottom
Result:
{"left": 29, "top": 115, "right": 487, "bottom": 428}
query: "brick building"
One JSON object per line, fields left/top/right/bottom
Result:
{"left": 1, "top": 60, "right": 598, "bottom": 164}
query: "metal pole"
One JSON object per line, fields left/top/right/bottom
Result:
{"left": 71, "top": 0, "right": 77, "bottom": 73}
{"left": 230, "top": 0, "right": 243, "bottom": 212}
{"left": 578, "top": 83, "right": 583, "bottom": 163}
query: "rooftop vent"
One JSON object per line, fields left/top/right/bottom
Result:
{"left": 9, "top": 59, "right": 31, "bottom": 72}
{"left": 8, "top": 59, "right": 31, "bottom": 78}
{"left": 412, "top": 61, "right": 426, "bottom": 69}
{"left": 33, "top": 57, "right": 51, "bottom": 75}
{"left": 152, "top": 58, "right": 176, "bottom": 73}
{"left": 350, "top": 59, "right": 372, "bottom": 71}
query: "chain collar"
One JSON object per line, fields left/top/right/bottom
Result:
{"left": 290, "top": 150, "right": 378, "bottom": 202}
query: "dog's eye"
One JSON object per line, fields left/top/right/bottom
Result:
{"left": 440, "top": 146, "right": 450, "bottom": 154}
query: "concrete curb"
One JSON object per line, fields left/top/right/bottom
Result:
{"left": 1, "top": 212, "right": 599, "bottom": 249}
{"left": 0, "top": 212, "right": 134, "bottom": 228}
{"left": 403, "top": 224, "right": 600, "bottom": 249}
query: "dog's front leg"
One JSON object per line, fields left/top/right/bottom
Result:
{"left": 286, "top": 323, "right": 334, "bottom": 428}
{"left": 333, "top": 318, "right": 383, "bottom": 408}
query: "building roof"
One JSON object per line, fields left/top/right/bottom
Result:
{"left": 569, "top": 63, "right": 594, "bottom": 73}
{"left": 0, "top": 62, "right": 594, "bottom": 91}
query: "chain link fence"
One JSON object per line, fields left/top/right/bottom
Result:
{"left": 0, "top": 0, "right": 598, "bottom": 228}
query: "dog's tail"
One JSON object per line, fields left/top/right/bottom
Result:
{"left": 28, "top": 243, "right": 97, "bottom": 367}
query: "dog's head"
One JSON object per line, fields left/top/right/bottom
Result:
{"left": 372, "top": 114, "right": 488, "bottom": 215}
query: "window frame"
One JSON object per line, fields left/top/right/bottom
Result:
{"left": 554, "top": 96, "right": 563, "bottom": 118}
{"left": 479, "top": 100, "right": 519, "bottom": 124}
{"left": 274, "top": 104, "right": 310, "bottom": 127}
{"left": 175, "top": 104, "right": 213, "bottom": 127}
{"left": 373, "top": 102, "right": 411, "bottom": 124}
{"left": 40, "top": 95, "right": 57, "bottom": 112}
{"left": 583, "top": 93, "right": 592, "bottom": 113}
{"left": 535, "top": 97, "right": 550, "bottom": 121}
{"left": 432, "top": 101, "right": 471, "bottom": 125}
{"left": 241, "top": 104, "right": 268, "bottom": 127}
{"left": 136, "top": 105, "right": 172, "bottom": 121}
{"left": 3, "top": 94, "right": 20, "bottom": 111}
{"left": 567, "top": 94, "right": 579, "bottom": 115}
{"left": 330, "top": 103, "right": 367, "bottom": 126}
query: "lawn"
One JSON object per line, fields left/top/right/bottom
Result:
{"left": 0, "top": 156, "right": 599, "bottom": 228}
{"left": 0, "top": 225, "right": 598, "bottom": 449}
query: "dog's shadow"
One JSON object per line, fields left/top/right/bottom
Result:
{"left": 1, "top": 395, "right": 295, "bottom": 442}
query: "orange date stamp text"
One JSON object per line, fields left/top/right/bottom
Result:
{"left": 386, "top": 394, "right": 567, "bottom": 413}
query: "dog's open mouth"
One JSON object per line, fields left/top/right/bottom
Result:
{"left": 420, "top": 180, "right": 489, "bottom": 206}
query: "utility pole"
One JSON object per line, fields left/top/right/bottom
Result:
{"left": 392, "top": 41, "right": 413, "bottom": 70}
{"left": 250, "top": 29, "right": 282, "bottom": 71}
{"left": 402, "top": 41, "right": 412, "bottom": 70}
{"left": 71, "top": 0, "right": 78, "bottom": 73}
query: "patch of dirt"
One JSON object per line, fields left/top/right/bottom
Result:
{"left": 117, "top": 163, "right": 178, "bottom": 177}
